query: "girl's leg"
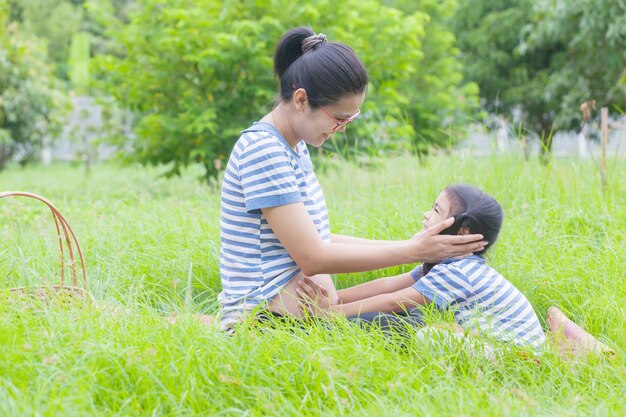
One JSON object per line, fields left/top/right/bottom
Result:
{"left": 348, "top": 307, "right": 425, "bottom": 338}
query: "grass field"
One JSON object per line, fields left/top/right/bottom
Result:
{"left": 0, "top": 154, "right": 625, "bottom": 416}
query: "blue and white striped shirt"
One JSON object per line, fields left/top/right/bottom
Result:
{"left": 218, "top": 122, "right": 330, "bottom": 329}
{"left": 412, "top": 256, "right": 546, "bottom": 348}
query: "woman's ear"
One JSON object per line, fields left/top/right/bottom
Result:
{"left": 293, "top": 88, "right": 308, "bottom": 111}
{"left": 458, "top": 226, "right": 470, "bottom": 236}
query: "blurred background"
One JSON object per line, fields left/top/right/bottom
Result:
{"left": 1, "top": 0, "right": 625, "bottom": 182}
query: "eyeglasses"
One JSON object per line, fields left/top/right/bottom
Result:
{"left": 291, "top": 83, "right": 361, "bottom": 132}
{"left": 319, "top": 105, "right": 361, "bottom": 132}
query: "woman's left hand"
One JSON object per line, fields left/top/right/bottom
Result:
{"left": 295, "top": 276, "right": 333, "bottom": 315}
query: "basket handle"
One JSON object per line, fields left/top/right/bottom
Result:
{"left": 0, "top": 191, "right": 87, "bottom": 290}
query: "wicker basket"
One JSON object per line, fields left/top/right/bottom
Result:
{"left": 0, "top": 191, "right": 90, "bottom": 302}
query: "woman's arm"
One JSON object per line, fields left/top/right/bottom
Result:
{"left": 331, "top": 234, "right": 396, "bottom": 245}
{"left": 336, "top": 272, "right": 416, "bottom": 304}
{"left": 262, "top": 202, "right": 485, "bottom": 276}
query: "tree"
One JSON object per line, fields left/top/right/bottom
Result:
{"left": 8, "top": 0, "right": 83, "bottom": 80}
{"left": 383, "top": 0, "right": 480, "bottom": 153}
{"left": 452, "top": 0, "right": 558, "bottom": 159}
{"left": 523, "top": 0, "right": 626, "bottom": 130}
{"left": 452, "top": 0, "right": 626, "bottom": 160}
{"left": 0, "top": 23, "right": 67, "bottom": 170}
{"left": 8, "top": 0, "right": 136, "bottom": 80}
{"left": 94, "top": 0, "right": 478, "bottom": 181}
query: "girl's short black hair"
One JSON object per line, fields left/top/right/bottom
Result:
{"left": 273, "top": 26, "right": 368, "bottom": 108}
{"left": 444, "top": 184, "right": 504, "bottom": 256}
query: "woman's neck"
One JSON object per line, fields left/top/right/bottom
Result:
{"left": 267, "top": 104, "right": 299, "bottom": 150}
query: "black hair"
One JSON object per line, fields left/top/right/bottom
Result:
{"left": 443, "top": 184, "right": 504, "bottom": 256}
{"left": 422, "top": 184, "right": 503, "bottom": 274}
{"left": 273, "top": 26, "right": 368, "bottom": 108}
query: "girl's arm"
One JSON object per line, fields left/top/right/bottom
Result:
{"left": 297, "top": 284, "right": 429, "bottom": 317}
{"left": 262, "top": 203, "right": 485, "bottom": 276}
{"left": 334, "top": 287, "right": 428, "bottom": 317}
{"left": 336, "top": 272, "right": 417, "bottom": 304}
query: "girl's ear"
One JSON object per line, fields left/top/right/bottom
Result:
{"left": 458, "top": 226, "right": 470, "bottom": 236}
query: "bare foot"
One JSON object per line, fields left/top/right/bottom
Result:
{"left": 193, "top": 314, "right": 216, "bottom": 326}
{"left": 429, "top": 322, "right": 471, "bottom": 335}
{"left": 546, "top": 306, "right": 614, "bottom": 358}
{"left": 166, "top": 314, "right": 215, "bottom": 327}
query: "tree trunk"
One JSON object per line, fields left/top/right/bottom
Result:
{"left": 520, "top": 135, "right": 531, "bottom": 161}
{"left": 0, "top": 143, "right": 11, "bottom": 172}
{"left": 538, "top": 118, "right": 554, "bottom": 165}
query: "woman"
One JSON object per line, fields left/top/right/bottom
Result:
{"left": 217, "top": 27, "right": 485, "bottom": 330}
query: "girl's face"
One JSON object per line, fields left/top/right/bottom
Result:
{"left": 296, "top": 91, "right": 365, "bottom": 148}
{"left": 423, "top": 191, "right": 452, "bottom": 231}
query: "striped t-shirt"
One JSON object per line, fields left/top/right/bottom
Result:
{"left": 411, "top": 256, "right": 546, "bottom": 348}
{"left": 218, "top": 122, "right": 331, "bottom": 329}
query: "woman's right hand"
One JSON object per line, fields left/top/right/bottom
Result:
{"left": 410, "top": 217, "right": 487, "bottom": 263}
{"left": 263, "top": 203, "right": 485, "bottom": 275}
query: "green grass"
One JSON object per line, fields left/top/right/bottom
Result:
{"left": 0, "top": 155, "right": 625, "bottom": 416}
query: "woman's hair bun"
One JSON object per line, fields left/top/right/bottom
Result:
{"left": 302, "top": 33, "right": 327, "bottom": 53}
{"left": 274, "top": 27, "right": 315, "bottom": 80}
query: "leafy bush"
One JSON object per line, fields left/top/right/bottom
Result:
{"left": 95, "top": 0, "right": 477, "bottom": 181}
{"left": 0, "top": 24, "right": 67, "bottom": 170}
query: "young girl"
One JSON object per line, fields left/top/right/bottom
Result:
{"left": 297, "top": 184, "right": 547, "bottom": 349}
{"left": 217, "top": 27, "right": 487, "bottom": 331}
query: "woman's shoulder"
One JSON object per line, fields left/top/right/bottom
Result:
{"left": 232, "top": 130, "right": 287, "bottom": 162}
{"left": 242, "top": 122, "right": 300, "bottom": 154}
{"left": 239, "top": 124, "right": 280, "bottom": 146}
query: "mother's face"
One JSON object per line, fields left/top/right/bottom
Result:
{"left": 292, "top": 90, "right": 365, "bottom": 148}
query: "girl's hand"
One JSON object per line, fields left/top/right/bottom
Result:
{"left": 295, "top": 276, "right": 333, "bottom": 316}
{"left": 410, "top": 217, "right": 487, "bottom": 263}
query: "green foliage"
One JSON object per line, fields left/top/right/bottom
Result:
{"left": 8, "top": 0, "right": 135, "bottom": 80}
{"left": 9, "top": 0, "right": 84, "bottom": 80}
{"left": 452, "top": 0, "right": 626, "bottom": 155}
{"left": 452, "top": 1, "right": 554, "bottom": 136}
{"left": 0, "top": 3, "right": 7, "bottom": 38}
{"left": 94, "top": 0, "right": 477, "bottom": 180}
{"left": 68, "top": 31, "right": 91, "bottom": 94}
{"left": 84, "top": 0, "right": 137, "bottom": 57}
{"left": 383, "top": 0, "right": 480, "bottom": 152}
{"left": 523, "top": 0, "right": 626, "bottom": 130}
{"left": 0, "top": 24, "right": 68, "bottom": 170}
